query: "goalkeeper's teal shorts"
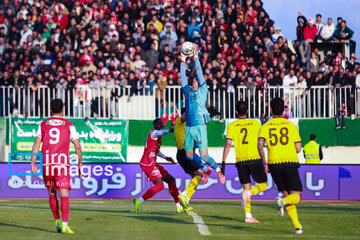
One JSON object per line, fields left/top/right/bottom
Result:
{"left": 184, "top": 124, "right": 208, "bottom": 152}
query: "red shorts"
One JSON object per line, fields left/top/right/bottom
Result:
{"left": 43, "top": 165, "right": 71, "bottom": 190}
{"left": 141, "top": 163, "right": 169, "bottom": 182}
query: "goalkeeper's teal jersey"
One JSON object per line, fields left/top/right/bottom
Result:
{"left": 181, "top": 59, "right": 210, "bottom": 126}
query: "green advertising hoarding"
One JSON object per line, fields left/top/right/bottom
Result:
{"left": 10, "top": 118, "right": 128, "bottom": 162}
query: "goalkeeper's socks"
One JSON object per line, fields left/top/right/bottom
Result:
{"left": 250, "top": 183, "right": 268, "bottom": 196}
{"left": 49, "top": 195, "right": 60, "bottom": 220}
{"left": 189, "top": 154, "right": 208, "bottom": 173}
{"left": 201, "top": 154, "right": 218, "bottom": 170}
{"left": 286, "top": 204, "right": 302, "bottom": 229}
{"left": 284, "top": 194, "right": 301, "bottom": 205}
{"left": 185, "top": 175, "right": 202, "bottom": 199}
{"left": 193, "top": 154, "right": 208, "bottom": 173}
{"left": 60, "top": 197, "right": 70, "bottom": 223}
{"left": 142, "top": 182, "right": 165, "bottom": 201}
{"left": 139, "top": 197, "right": 145, "bottom": 204}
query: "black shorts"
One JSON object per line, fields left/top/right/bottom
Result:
{"left": 236, "top": 160, "right": 268, "bottom": 185}
{"left": 177, "top": 149, "right": 199, "bottom": 174}
{"left": 269, "top": 165, "right": 303, "bottom": 192}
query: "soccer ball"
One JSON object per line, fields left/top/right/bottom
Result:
{"left": 181, "top": 41, "right": 194, "bottom": 56}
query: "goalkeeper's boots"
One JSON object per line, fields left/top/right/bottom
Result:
{"left": 217, "top": 171, "right": 226, "bottom": 184}
{"left": 55, "top": 220, "right": 62, "bottom": 233}
{"left": 241, "top": 190, "right": 252, "bottom": 209}
{"left": 295, "top": 227, "right": 304, "bottom": 234}
{"left": 61, "top": 224, "right": 74, "bottom": 234}
{"left": 133, "top": 198, "right": 142, "bottom": 213}
{"left": 276, "top": 197, "right": 285, "bottom": 217}
{"left": 203, "top": 168, "right": 212, "bottom": 185}
{"left": 245, "top": 217, "right": 260, "bottom": 223}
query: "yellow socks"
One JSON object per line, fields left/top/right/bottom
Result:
{"left": 184, "top": 175, "right": 202, "bottom": 199}
{"left": 283, "top": 194, "right": 300, "bottom": 205}
{"left": 286, "top": 205, "right": 302, "bottom": 229}
{"left": 250, "top": 183, "right": 268, "bottom": 196}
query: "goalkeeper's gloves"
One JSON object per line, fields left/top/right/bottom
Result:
{"left": 207, "top": 106, "right": 221, "bottom": 118}
{"left": 181, "top": 52, "right": 187, "bottom": 62}
{"left": 193, "top": 43, "right": 198, "bottom": 59}
{"left": 221, "top": 161, "right": 226, "bottom": 175}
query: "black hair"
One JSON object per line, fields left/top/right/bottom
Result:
{"left": 316, "top": 14, "right": 322, "bottom": 18}
{"left": 310, "top": 134, "right": 316, "bottom": 140}
{"left": 270, "top": 97, "right": 284, "bottom": 115}
{"left": 50, "top": 99, "right": 63, "bottom": 114}
{"left": 236, "top": 101, "right": 248, "bottom": 116}
{"left": 153, "top": 118, "right": 163, "bottom": 130}
{"left": 181, "top": 108, "right": 186, "bottom": 114}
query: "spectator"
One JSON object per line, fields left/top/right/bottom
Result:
{"left": 307, "top": 52, "right": 320, "bottom": 73}
{"left": 333, "top": 20, "right": 354, "bottom": 42}
{"left": 159, "top": 22, "right": 178, "bottom": 42}
{"left": 282, "top": 104, "right": 293, "bottom": 119}
{"left": 299, "top": 18, "right": 317, "bottom": 64}
{"left": 146, "top": 42, "right": 159, "bottom": 72}
{"left": 262, "top": 34, "right": 274, "bottom": 53}
{"left": 319, "top": 17, "right": 335, "bottom": 42}
{"left": 187, "top": 17, "right": 201, "bottom": 40}
{"left": 272, "top": 27, "right": 284, "bottom": 43}
{"left": 335, "top": 102, "right": 347, "bottom": 129}
{"left": 315, "top": 14, "right": 325, "bottom": 39}
{"left": 160, "top": 34, "right": 176, "bottom": 52}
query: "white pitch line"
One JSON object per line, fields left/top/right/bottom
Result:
{"left": 214, "top": 233, "right": 360, "bottom": 239}
{"left": 189, "top": 211, "right": 211, "bottom": 236}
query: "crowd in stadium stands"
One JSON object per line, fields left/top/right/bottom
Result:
{"left": 0, "top": 0, "right": 359, "bottom": 118}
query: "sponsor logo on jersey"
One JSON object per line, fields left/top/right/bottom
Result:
{"left": 46, "top": 119, "right": 65, "bottom": 126}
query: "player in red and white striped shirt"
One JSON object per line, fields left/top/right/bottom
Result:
{"left": 31, "top": 99, "right": 82, "bottom": 234}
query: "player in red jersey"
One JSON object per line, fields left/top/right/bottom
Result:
{"left": 133, "top": 118, "right": 186, "bottom": 213}
{"left": 31, "top": 99, "right": 82, "bottom": 234}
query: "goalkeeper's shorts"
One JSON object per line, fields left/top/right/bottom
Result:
{"left": 184, "top": 124, "right": 208, "bottom": 152}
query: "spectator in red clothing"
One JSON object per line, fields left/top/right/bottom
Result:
{"left": 299, "top": 18, "right": 317, "bottom": 64}
{"left": 53, "top": 7, "right": 68, "bottom": 30}
{"left": 79, "top": 49, "right": 94, "bottom": 66}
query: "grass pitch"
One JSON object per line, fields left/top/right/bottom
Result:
{"left": 0, "top": 199, "right": 359, "bottom": 240}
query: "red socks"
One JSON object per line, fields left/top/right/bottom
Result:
{"left": 142, "top": 182, "right": 165, "bottom": 201}
{"left": 60, "top": 197, "right": 70, "bottom": 222}
{"left": 168, "top": 181, "right": 180, "bottom": 203}
{"left": 49, "top": 195, "right": 60, "bottom": 220}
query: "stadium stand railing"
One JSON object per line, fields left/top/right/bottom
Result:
{"left": 0, "top": 86, "right": 357, "bottom": 120}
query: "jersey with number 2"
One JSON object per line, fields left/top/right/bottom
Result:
{"left": 36, "top": 117, "right": 78, "bottom": 166}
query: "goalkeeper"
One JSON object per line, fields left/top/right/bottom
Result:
{"left": 179, "top": 43, "right": 225, "bottom": 200}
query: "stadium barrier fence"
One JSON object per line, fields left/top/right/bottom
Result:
{"left": 0, "top": 85, "right": 357, "bottom": 119}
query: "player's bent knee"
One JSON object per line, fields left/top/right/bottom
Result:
{"left": 163, "top": 174, "right": 175, "bottom": 184}
{"left": 156, "top": 182, "right": 165, "bottom": 191}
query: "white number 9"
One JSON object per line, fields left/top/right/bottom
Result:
{"left": 49, "top": 128, "right": 60, "bottom": 144}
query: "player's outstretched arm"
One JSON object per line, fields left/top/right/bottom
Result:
{"left": 151, "top": 129, "right": 172, "bottom": 139}
{"left": 193, "top": 44, "right": 206, "bottom": 86}
{"left": 72, "top": 139, "right": 82, "bottom": 178}
{"left": 221, "top": 139, "right": 232, "bottom": 175}
{"left": 180, "top": 61, "right": 188, "bottom": 88}
{"left": 157, "top": 150, "right": 175, "bottom": 163}
{"left": 31, "top": 137, "right": 42, "bottom": 174}
{"left": 257, "top": 138, "right": 268, "bottom": 173}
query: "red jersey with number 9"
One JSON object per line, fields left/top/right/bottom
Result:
{"left": 36, "top": 117, "right": 79, "bottom": 166}
{"left": 140, "top": 129, "right": 162, "bottom": 166}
